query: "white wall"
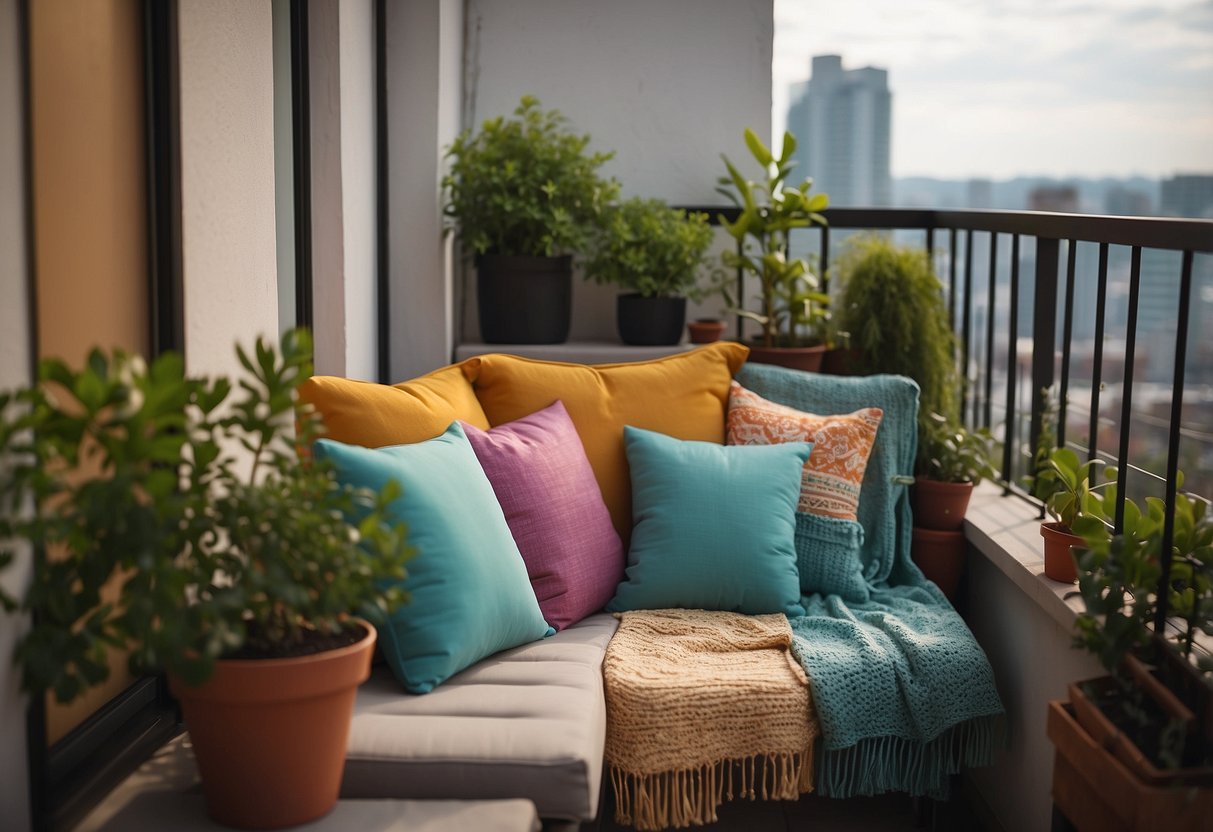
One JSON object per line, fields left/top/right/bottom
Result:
{"left": 0, "top": 0, "right": 31, "bottom": 825}
{"left": 965, "top": 551, "right": 1103, "bottom": 832}
{"left": 461, "top": 0, "right": 773, "bottom": 342}
{"left": 337, "top": 0, "right": 378, "bottom": 381}
{"left": 385, "top": 0, "right": 462, "bottom": 380}
{"left": 178, "top": 0, "right": 280, "bottom": 377}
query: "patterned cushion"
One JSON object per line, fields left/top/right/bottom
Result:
{"left": 727, "top": 382, "right": 883, "bottom": 522}
{"left": 462, "top": 402, "right": 624, "bottom": 631}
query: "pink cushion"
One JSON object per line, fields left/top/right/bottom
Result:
{"left": 462, "top": 401, "right": 624, "bottom": 630}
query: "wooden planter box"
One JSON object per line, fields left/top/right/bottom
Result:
{"left": 1047, "top": 700, "right": 1213, "bottom": 831}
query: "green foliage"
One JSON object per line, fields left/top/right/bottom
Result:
{"left": 716, "top": 128, "right": 830, "bottom": 347}
{"left": 918, "top": 412, "right": 997, "bottom": 485}
{"left": 442, "top": 95, "right": 619, "bottom": 257}
{"left": 584, "top": 198, "right": 714, "bottom": 298}
{"left": 0, "top": 330, "right": 414, "bottom": 700}
{"left": 1031, "top": 447, "right": 1113, "bottom": 531}
{"left": 1074, "top": 489, "right": 1213, "bottom": 696}
{"left": 834, "top": 236, "right": 957, "bottom": 421}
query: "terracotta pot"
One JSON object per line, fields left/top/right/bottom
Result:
{"left": 171, "top": 622, "right": 377, "bottom": 829}
{"left": 1048, "top": 698, "right": 1213, "bottom": 831}
{"left": 910, "top": 526, "right": 965, "bottom": 602}
{"left": 687, "top": 319, "right": 726, "bottom": 344}
{"left": 820, "top": 346, "right": 865, "bottom": 376}
{"left": 910, "top": 478, "right": 975, "bottom": 531}
{"left": 1041, "top": 521, "right": 1083, "bottom": 583}
{"left": 745, "top": 343, "right": 827, "bottom": 373}
{"left": 1068, "top": 676, "right": 1211, "bottom": 788}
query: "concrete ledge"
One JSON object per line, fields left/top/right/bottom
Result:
{"left": 454, "top": 341, "right": 693, "bottom": 364}
{"left": 963, "top": 482, "right": 1084, "bottom": 632}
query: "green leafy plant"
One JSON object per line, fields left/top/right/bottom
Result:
{"left": 1032, "top": 448, "right": 1112, "bottom": 532}
{"left": 0, "top": 330, "right": 413, "bottom": 700}
{"left": 584, "top": 198, "right": 714, "bottom": 298}
{"left": 442, "top": 95, "right": 619, "bottom": 258}
{"left": 918, "top": 412, "right": 997, "bottom": 485}
{"left": 1072, "top": 488, "right": 1213, "bottom": 767}
{"left": 833, "top": 236, "right": 957, "bottom": 423}
{"left": 716, "top": 128, "right": 830, "bottom": 348}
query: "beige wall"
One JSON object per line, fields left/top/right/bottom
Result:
{"left": 178, "top": 0, "right": 279, "bottom": 377}
{"left": 28, "top": 0, "right": 149, "bottom": 745}
{"left": 29, "top": 0, "right": 148, "bottom": 366}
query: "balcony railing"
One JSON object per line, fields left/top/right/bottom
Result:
{"left": 690, "top": 205, "right": 1213, "bottom": 626}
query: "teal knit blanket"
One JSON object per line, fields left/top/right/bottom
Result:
{"left": 736, "top": 364, "right": 1004, "bottom": 799}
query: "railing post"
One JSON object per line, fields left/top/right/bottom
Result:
{"left": 1029, "top": 238, "right": 1060, "bottom": 470}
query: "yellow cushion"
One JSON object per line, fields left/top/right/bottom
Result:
{"left": 462, "top": 342, "right": 749, "bottom": 538}
{"left": 299, "top": 364, "right": 489, "bottom": 448}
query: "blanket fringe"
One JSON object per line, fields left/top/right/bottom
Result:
{"left": 610, "top": 750, "right": 814, "bottom": 831}
{"left": 816, "top": 714, "right": 1003, "bottom": 800}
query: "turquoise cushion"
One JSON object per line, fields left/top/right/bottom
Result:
{"left": 607, "top": 426, "right": 809, "bottom": 617}
{"left": 314, "top": 423, "right": 553, "bottom": 694}
{"left": 795, "top": 514, "right": 870, "bottom": 603}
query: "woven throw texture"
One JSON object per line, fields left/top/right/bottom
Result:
{"left": 736, "top": 365, "right": 1004, "bottom": 798}
{"left": 604, "top": 609, "right": 817, "bottom": 830}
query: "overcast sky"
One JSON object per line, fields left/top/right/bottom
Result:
{"left": 773, "top": 0, "right": 1213, "bottom": 180}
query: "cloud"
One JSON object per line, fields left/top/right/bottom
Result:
{"left": 773, "top": 0, "right": 1213, "bottom": 177}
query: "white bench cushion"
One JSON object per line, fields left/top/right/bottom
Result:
{"left": 341, "top": 613, "right": 618, "bottom": 822}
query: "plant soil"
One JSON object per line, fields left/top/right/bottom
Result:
{"left": 1082, "top": 677, "right": 1173, "bottom": 770}
{"left": 224, "top": 621, "right": 367, "bottom": 661}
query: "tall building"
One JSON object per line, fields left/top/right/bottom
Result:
{"left": 1160, "top": 174, "right": 1213, "bottom": 218}
{"left": 785, "top": 55, "right": 891, "bottom": 208}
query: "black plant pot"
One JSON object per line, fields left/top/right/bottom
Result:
{"left": 476, "top": 254, "right": 572, "bottom": 344}
{"left": 616, "top": 294, "right": 687, "bottom": 346}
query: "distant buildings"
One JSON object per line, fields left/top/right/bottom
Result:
{"left": 785, "top": 55, "right": 891, "bottom": 208}
{"left": 1028, "top": 185, "right": 1079, "bottom": 213}
{"left": 1160, "top": 174, "right": 1213, "bottom": 219}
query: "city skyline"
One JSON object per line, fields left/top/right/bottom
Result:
{"left": 773, "top": 0, "right": 1213, "bottom": 180}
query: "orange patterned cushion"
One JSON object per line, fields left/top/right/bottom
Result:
{"left": 726, "top": 382, "right": 883, "bottom": 521}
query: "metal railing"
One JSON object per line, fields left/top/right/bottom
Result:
{"left": 688, "top": 204, "right": 1213, "bottom": 626}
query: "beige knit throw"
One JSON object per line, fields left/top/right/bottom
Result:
{"left": 604, "top": 609, "right": 818, "bottom": 830}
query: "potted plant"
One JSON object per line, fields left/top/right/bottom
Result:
{"left": 584, "top": 197, "right": 714, "bottom": 346}
{"left": 0, "top": 330, "right": 413, "bottom": 829}
{"left": 910, "top": 413, "right": 996, "bottom": 601}
{"left": 1029, "top": 444, "right": 1112, "bottom": 583}
{"left": 716, "top": 128, "right": 831, "bottom": 371}
{"left": 832, "top": 235, "right": 958, "bottom": 424}
{"left": 1047, "top": 489, "right": 1213, "bottom": 830}
{"left": 443, "top": 95, "right": 619, "bottom": 344}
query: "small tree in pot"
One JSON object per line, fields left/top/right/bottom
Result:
{"left": 0, "top": 330, "right": 413, "bottom": 829}
{"left": 443, "top": 95, "right": 619, "bottom": 344}
{"left": 716, "top": 128, "right": 831, "bottom": 371}
{"left": 585, "top": 197, "right": 714, "bottom": 346}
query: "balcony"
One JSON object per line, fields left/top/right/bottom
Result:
{"left": 2, "top": 1, "right": 1212, "bottom": 831}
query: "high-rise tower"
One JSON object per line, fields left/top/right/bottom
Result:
{"left": 786, "top": 55, "right": 892, "bottom": 208}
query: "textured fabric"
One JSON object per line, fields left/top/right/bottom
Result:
{"left": 735, "top": 365, "right": 1004, "bottom": 798}
{"left": 607, "top": 426, "right": 807, "bottom": 617}
{"left": 462, "top": 342, "right": 749, "bottom": 541}
{"left": 727, "top": 382, "right": 882, "bottom": 521}
{"left": 603, "top": 610, "right": 817, "bottom": 831}
{"left": 795, "top": 514, "right": 870, "bottom": 602}
{"left": 344, "top": 614, "right": 618, "bottom": 822}
{"left": 315, "top": 425, "right": 552, "bottom": 694}
{"left": 461, "top": 401, "right": 623, "bottom": 631}
{"left": 300, "top": 364, "right": 488, "bottom": 447}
